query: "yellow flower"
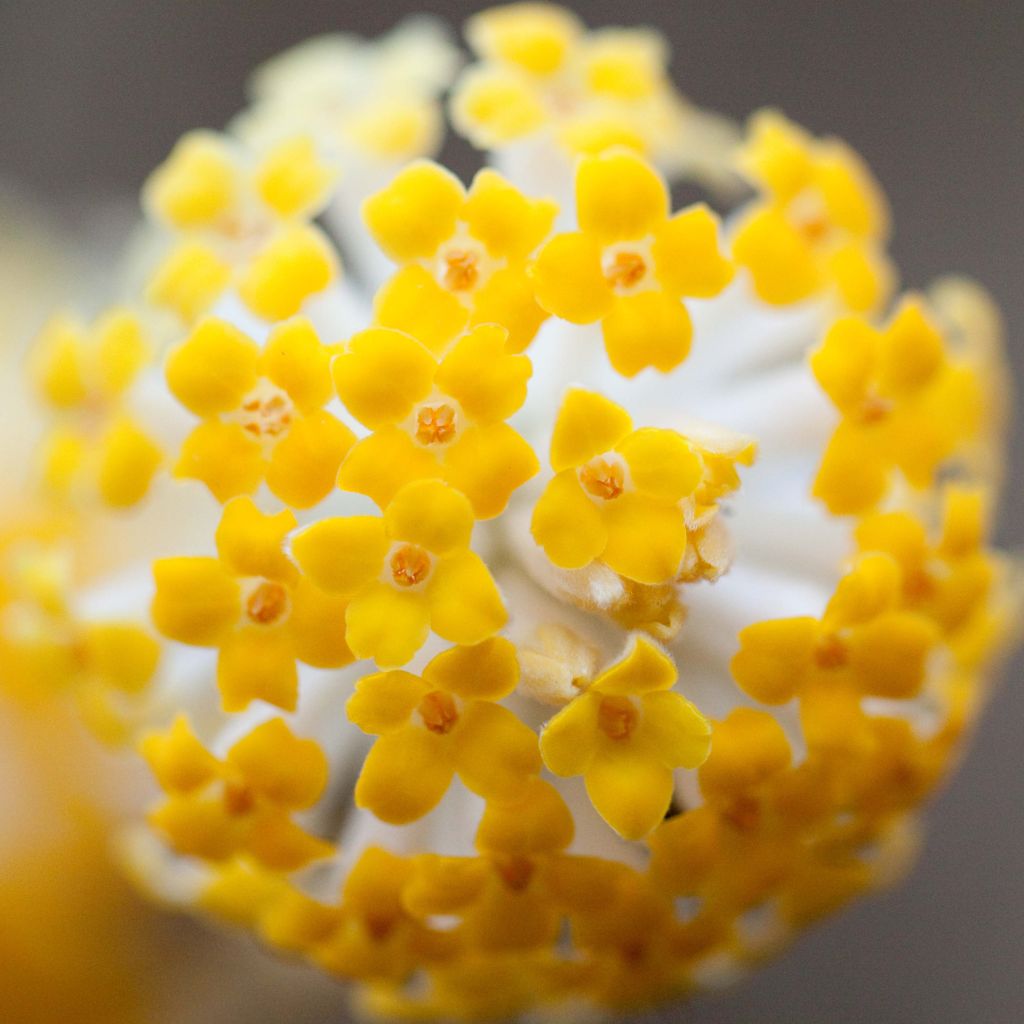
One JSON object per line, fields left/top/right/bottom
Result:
{"left": 530, "top": 149, "right": 733, "bottom": 376}
{"left": 144, "top": 130, "right": 340, "bottom": 323}
{"left": 363, "top": 161, "right": 557, "bottom": 353}
{"left": 334, "top": 323, "right": 538, "bottom": 517}
{"left": 347, "top": 638, "right": 540, "bottom": 823}
{"left": 811, "top": 296, "right": 983, "bottom": 515}
{"left": 142, "top": 714, "right": 333, "bottom": 871}
{"left": 151, "top": 496, "right": 353, "bottom": 711}
{"left": 731, "top": 552, "right": 942, "bottom": 707}
{"left": 531, "top": 388, "right": 751, "bottom": 585}
{"left": 291, "top": 479, "right": 507, "bottom": 667}
{"left": 732, "top": 110, "right": 893, "bottom": 313}
{"left": 165, "top": 316, "right": 355, "bottom": 507}
{"left": 539, "top": 635, "right": 711, "bottom": 840}
{"left": 30, "top": 308, "right": 162, "bottom": 508}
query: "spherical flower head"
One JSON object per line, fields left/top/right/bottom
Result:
{"left": 530, "top": 149, "right": 733, "bottom": 376}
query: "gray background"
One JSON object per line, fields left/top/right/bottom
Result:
{"left": 1, "top": 2, "right": 1021, "bottom": 1022}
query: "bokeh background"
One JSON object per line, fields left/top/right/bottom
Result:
{"left": 1, "top": 2, "right": 1021, "bottom": 1022}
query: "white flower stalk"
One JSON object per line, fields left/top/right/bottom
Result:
{"left": 3, "top": 5, "right": 1019, "bottom": 1023}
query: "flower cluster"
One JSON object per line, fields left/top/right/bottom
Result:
{"left": 4, "top": 4, "right": 1019, "bottom": 1022}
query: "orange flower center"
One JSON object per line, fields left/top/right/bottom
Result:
{"left": 580, "top": 456, "right": 626, "bottom": 500}
{"left": 789, "top": 189, "right": 832, "bottom": 244}
{"left": 496, "top": 855, "right": 536, "bottom": 891}
{"left": 813, "top": 632, "right": 848, "bottom": 670}
{"left": 857, "top": 394, "right": 893, "bottom": 425}
{"left": 245, "top": 581, "right": 289, "bottom": 625}
{"left": 443, "top": 249, "right": 480, "bottom": 292}
{"left": 390, "top": 544, "right": 432, "bottom": 588}
{"left": 239, "top": 385, "right": 293, "bottom": 439}
{"left": 598, "top": 695, "right": 639, "bottom": 740}
{"left": 415, "top": 403, "right": 458, "bottom": 445}
{"left": 604, "top": 250, "right": 648, "bottom": 290}
{"left": 418, "top": 690, "right": 459, "bottom": 734}
{"left": 223, "top": 779, "right": 256, "bottom": 817}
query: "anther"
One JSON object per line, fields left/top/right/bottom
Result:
{"left": 442, "top": 249, "right": 480, "bottom": 292}
{"left": 390, "top": 544, "right": 432, "bottom": 588}
{"left": 813, "top": 633, "right": 848, "bottom": 670}
{"left": 598, "top": 695, "right": 638, "bottom": 740}
{"left": 415, "top": 403, "right": 457, "bottom": 445}
{"left": 580, "top": 456, "right": 625, "bottom": 500}
{"left": 246, "top": 581, "right": 289, "bottom": 625}
{"left": 604, "top": 250, "right": 647, "bottom": 291}
{"left": 418, "top": 690, "right": 459, "bottom": 734}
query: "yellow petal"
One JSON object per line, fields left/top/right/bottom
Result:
{"left": 846, "top": 611, "right": 940, "bottom": 699}
{"left": 144, "top": 131, "right": 238, "bottom": 229}
{"left": 422, "top": 637, "right": 519, "bottom": 702}
{"left": 638, "top": 691, "right": 711, "bottom": 769}
{"left": 825, "top": 553, "right": 901, "bottom": 626}
{"left": 732, "top": 207, "right": 821, "bottom": 306}
{"left": 592, "top": 636, "right": 676, "bottom": 696}
{"left": 827, "top": 241, "right": 893, "bottom": 315}
{"left": 809, "top": 315, "right": 878, "bottom": 414}
{"left": 94, "top": 308, "right": 151, "bottom": 396}
{"left": 82, "top": 623, "right": 160, "bottom": 694}
{"left": 584, "top": 748, "right": 674, "bottom": 840}
{"left": 463, "top": 168, "right": 558, "bottom": 260}
{"left": 602, "top": 291, "right": 693, "bottom": 377}
{"left": 332, "top": 326, "right": 437, "bottom": 429}
{"left": 812, "top": 422, "right": 890, "bottom": 516}
{"left": 876, "top": 298, "right": 945, "bottom": 399}
{"left": 454, "top": 701, "right": 541, "bottom": 802}
{"left": 96, "top": 417, "right": 163, "bottom": 508}
{"left": 238, "top": 224, "right": 338, "bottom": 322}
{"left": 345, "top": 582, "right": 431, "bottom": 667}
{"left": 443, "top": 423, "right": 540, "bottom": 520}
{"left": 549, "top": 387, "right": 632, "bottom": 471}
{"left": 466, "top": 4, "right": 580, "bottom": 74}
{"left": 600, "top": 492, "right": 687, "bottom": 584}
{"left": 355, "top": 726, "right": 455, "bottom": 824}
{"left": 31, "top": 314, "right": 88, "bottom": 407}
{"left": 246, "top": 814, "right": 334, "bottom": 872}
{"left": 217, "top": 626, "right": 299, "bottom": 712}
{"left": 530, "top": 469, "right": 607, "bottom": 569}
{"left": 165, "top": 317, "right": 261, "bottom": 417}
{"left": 427, "top": 550, "right": 507, "bottom": 646}
{"left": 436, "top": 323, "right": 530, "bottom": 424}
{"left": 615, "top": 427, "right": 702, "bottom": 503}
{"left": 151, "top": 556, "right": 240, "bottom": 646}
{"left": 449, "top": 65, "right": 548, "bottom": 147}
{"left": 653, "top": 204, "right": 734, "bottom": 298}
{"left": 539, "top": 693, "right": 601, "bottom": 777}
{"left": 385, "top": 479, "right": 475, "bottom": 554}
{"left": 228, "top": 717, "right": 328, "bottom": 808}
{"left": 470, "top": 264, "right": 550, "bottom": 353}
{"left": 698, "top": 707, "right": 791, "bottom": 799}
{"left": 730, "top": 617, "right": 817, "bottom": 704}
{"left": 347, "top": 670, "right": 428, "bottom": 735}
{"left": 530, "top": 231, "right": 613, "bottom": 324}
{"left": 265, "top": 410, "right": 354, "bottom": 509}
{"left": 215, "top": 497, "right": 297, "bottom": 582}
{"left": 290, "top": 516, "right": 389, "bottom": 594}
{"left": 260, "top": 317, "right": 334, "bottom": 412}
{"left": 146, "top": 240, "right": 232, "bottom": 323}
{"left": 576, "top": 150, "right": 668, "bottom": 243}
{"left": 288, "top": 577, "right": 353, "bottom": 669}
{"left": 475, "top": 777, "right": 575, "bottom": 856}
{"left": 254, "top": 135, "right": 337, "bottom": 220}
{"left": 337, "top": 428, "right": 440, "bottom": 511}
{"left": 175, "top": 420, "right": 265, "bottom": 503}
{"left": 362, "top": 161, "right": 465, "bottom": 262}
{"left": 374, "top": 265, "right": 469, "bottom": 358}
{"left": 140, "top": 714, "right": 220, "bottom": 793}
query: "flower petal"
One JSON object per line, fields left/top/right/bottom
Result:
{"left": 261, "top": 317, "right": 334, "bottom": 412}
{"left": 539, "top": 693, "right": 600, "bottom": 777}
{"left": 436, "top": 323, "right": 530, "bottom": 424}
{"left": 592, "top": 635, "right": 677, "bottom": 695}
{"left": 338, "top": 427, "right": 440, "bottom": 510}
{"left": 346, "top": 582, "right": 431, "bottom": 667}
{"left": 454, "top": 701, "right": 541, "bottom": 802}
{"left": 215, "top": 496, "right": 297, "bottom": 582}
{"left": 427, "top": 550, "right": 507, "bottom": 645}
{"left": 576, "top": 149, "right": 668, "bottom": 243}
{"left": 174, "top": 420, "right": 265, "bottom": 503}
{"left": 730, "top": 617, "right": 818, "bottom": 704}
{"left": 550, "top": 387, "right": 633, "bottom": 471}
{"left": 422, "top": 637, "right": 519, "bottom": 702}
{"left": 615, "top": 427, "right": 702, "bottom": 503}
{"left": 652, "top": 204, "right": 734, "bottom": 299}
{"left": 637, "top": 691, "right": 712, "bottom": 770}
{"left": 600, "top": 492, "right": 687, "bottom": 584}
{"left": 530, "top": 232, "right": 613, "bottom": 324}
{"left": 165, "top": 317, "right": 261, "bottom": 417}
{"left": 265, "top": 410, "right": 355, "bottom": 509}
{"left": 584, "top": 749, "right": 674, "bottom": 840}
{"left": 374, "top": 265, "right": 469, "bottom": 357}
{"left": 602, "top": 291, "right": 693, "bottom": 377}
{"left": 347, "top": 670, "right": 429, "bottom": 735}
{"left": 288, "top": 577, "right": 354, "bottom": 669}
{"left": 463, "top": 168, "right": 558, "bottom": 260}
{"left": 290, "top": 516, "right": 389, "bottom": 595}
{"left": 385, "top": 479, "right": 475, "bottom": 554}
{"left": 217, "top": 626, "right": 299, "bottom": 712}
{"left": 530, "top": 470, "right": 607, "bottom": 569}
{"left": 151, "top": 556, "right": 240, "bottom": 646}
{"left": 443, "top": 423, "right": 539, "bottom": 520}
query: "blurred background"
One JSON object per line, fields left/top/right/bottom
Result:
{"left": 0, "top": 1, "right": 1021, "bottom": 1022}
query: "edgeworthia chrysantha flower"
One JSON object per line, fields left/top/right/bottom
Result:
{"left": 3, "top": 5, "right": 1020, "bottom": 1022}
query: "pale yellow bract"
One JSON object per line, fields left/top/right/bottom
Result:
{"left": 2, "top": 3, "right": 1019, "bottom": 1022}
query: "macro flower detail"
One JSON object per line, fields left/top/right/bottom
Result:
{"left": 347, "top": 638, "right": 540, "bottom": 823}
{"left": 530, "top": 148, "right": 733, "bottom": 376}
{"left": 531, "top": 387, "right": 751, "bottom": 585}
{"left": 165, "top": 315, "right": 355, "bottom": 506}
{"left": 292, "top": 479, "right": 507, "bottom": 666}
{"left": 732, "top": 110, "right": 893, "bottom": 313}
{"left": 811, "top": 296, "right": 982, "bottom": 515}
{"left": 364, "top": 161, "right": 557, "bottom": 353}
{"left": 334, "top": 322, "right": 538, "bottom": 517}
{"left": 151, "top": 497, "right": 353, "bottom": 711}
{"left": 540, "top": 635, "right": 711, "bottom": 839}
{"left": 142, "top": 714, "right": 332, "bottom": 870}
{"left": 30, "top": 308, "right": 162, "bottom": 508}
{"left": 144, "top": 130, "right": 340, "bottom": 323}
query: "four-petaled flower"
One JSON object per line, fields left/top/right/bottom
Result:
{"left": 347, "top": 638, "right": 541, "bottom": 823}
{"left": 732, "top": 110, "right": 893, "bottom": 313}
{"left": 144, "top": 130, "right": 340, "bottom": 323}
{"left": 530, "top": 148, "right": 733, "bottom": 376}
{"left": 151, "top": 496, "right": 354, "bottom": 711}
{"left": 30, "top": 307, "right": 163, "bottom": 508}
{"left": 811, "top": 297, "right": 982, "bottom": 515}
{"left": 291, "top": 479, "right": 507, "bottom": 667}
{"left": 532, "top": 388, "right": 744, "bottom": 585}
{"left": 334, "top": 323, "right": 538, "bottom": 517}
{"left": 166, "top": 316, "right": 355, "bottom": 507}
{"left": 143, "top": 714, "right": 332, "bottom": 871}
{"left": 363, "top": 161, "right": 557, "bottom": 353}
{"left": 539, "top": 635, "right": 711, "bottom": 840}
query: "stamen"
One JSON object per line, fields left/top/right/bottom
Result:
{"left": 858, "top": 395, "right": 893, "bottom": 425}
{"left": 813, "top": 633, "right": 848, "bottom": 670}
{"left": 238, "top": 384, "right": 293, "bottom": 438}
{"left": 604, "top": 250, "right": 647, "bottom": 290}
{"left": 442, "top": 249, "right": 480, "bottom": 292}
{"left": 597, "top": 695, "right": 638, "bottom": 740}
{"left": 389, "top": 544, "right": 432, "bottom": 588}
{"left": 223, "top": 779, "right": 256, "bottom": 816}
{"left": 418, "top": 690, "right": 459, "bottom": 734}
{"left": 580, "top": 456, "right": 625, "bottom": 500}
{"left": 414, "top": 403, "right": 457, "bottom": 445}
{"left": 495, "top": 855, "right": 535, "bottom": 891}
{"left": 245, "top": 581, "right": 289, "bottom": 625}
